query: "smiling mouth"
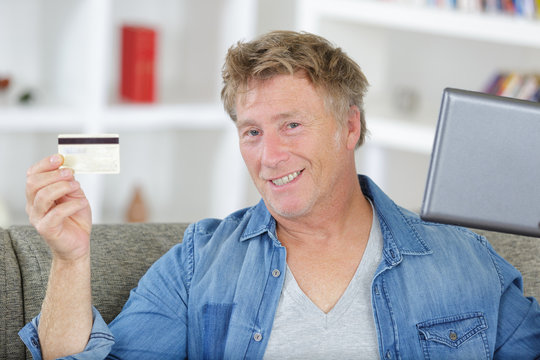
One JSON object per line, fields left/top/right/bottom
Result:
{"left": 271, "top": 170, "right": 302, "bottom": 186}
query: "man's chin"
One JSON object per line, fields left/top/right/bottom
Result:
{"left": 266, "top": 200, "right": 312, "bottom": 220}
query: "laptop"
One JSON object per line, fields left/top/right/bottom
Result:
{"left": 421, "top": 88, "right": 540, "bottom": 237}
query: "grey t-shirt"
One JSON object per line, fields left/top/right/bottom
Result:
{"left": 263, "top": 207, "right": 383, "bottom": 359}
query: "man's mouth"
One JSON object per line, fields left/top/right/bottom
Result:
{"left": 271, "top": 170, "right": 302, "bottom": 186}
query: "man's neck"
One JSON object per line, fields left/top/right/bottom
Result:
{"left": 274, "top": 176, "right": 372, "bottom": 251}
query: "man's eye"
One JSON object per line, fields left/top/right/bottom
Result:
{"left": 248, "top": 129, "right": 260, "bottom": 136}
{"left": 288, "top": 122, "right": 300, "bottom": 129}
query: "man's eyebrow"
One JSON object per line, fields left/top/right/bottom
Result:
{"left": 276, "top": 111, "right": 301, "bottom": 120}
{"left": 236, "top": 118, "right": 257, "bottom": 129}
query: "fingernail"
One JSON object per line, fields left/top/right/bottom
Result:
{"left": 60, "top": 168, "right": 73, "bottom": 178}
{"left": 50, "top": 154, "right": 62, "bottom": 165}
{"left": 70, "top": 181, "right": 79, "bottom": 189}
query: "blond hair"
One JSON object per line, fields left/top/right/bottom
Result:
{"left": 221, "top": 30, "right": 369, "bottom": 147}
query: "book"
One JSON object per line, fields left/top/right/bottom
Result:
{"left": 515, "top": 75, "right": 539, "bottom": 99}
{"left": 483, "top": 72, "right": 506, "bottom": 94}
{"left": 383, "top": 0, "right": 540, "bottom": 17}
{"left": 484, "top": 72, "right": 540, "bottom": 101}
{"left": 120, "top": 25, "right": 157, "bottom": 103}
{"left": 500, "top": 72, "right": 522, "bottom": 97}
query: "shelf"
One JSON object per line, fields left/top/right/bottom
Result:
{"left": 297, "top": 0, "right": 540, "bottom": 48}
{"left": 0, "top": 106, "right": 83, "bottom": 132}
{"left": 366, "top": 116, "right": 435, "bottom": 154}
{"left": 104, "top": 103, "right": 230, "bottom": 131}
{"left": 0, "top": 103, "right": 231, "bottom": 133}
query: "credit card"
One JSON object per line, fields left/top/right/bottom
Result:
{"left": 58, "top": 134, "right": 120, "bottom": 174}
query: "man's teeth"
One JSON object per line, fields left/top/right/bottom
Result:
{"left": 272, "top": 171, "right": 301, "bottom": 186}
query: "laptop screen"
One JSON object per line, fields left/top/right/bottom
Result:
{"left": 420, "top": 88, "right": 540, "bottom": 237}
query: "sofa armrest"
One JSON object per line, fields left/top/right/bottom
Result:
{"left": 1, "top": 227, "right": 25, "bottom": 360}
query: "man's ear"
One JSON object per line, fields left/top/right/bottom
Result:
{"left": 345, "top": 105, "right": 361, "bottom": 150}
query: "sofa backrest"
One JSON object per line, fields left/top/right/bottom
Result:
{"left": 1, "top": 224, "right": 538, "bottom": 359}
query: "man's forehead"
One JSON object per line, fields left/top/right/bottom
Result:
{"left": 237, "top": 73, "right": 316, "bottom": 105}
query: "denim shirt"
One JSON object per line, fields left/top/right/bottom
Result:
{"left": 20, "top": 175, "right": 540, "bottom": 359}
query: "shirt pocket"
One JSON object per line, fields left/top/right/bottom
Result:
{"left": 416, "top": 312, "right": 490, "bottom": 360}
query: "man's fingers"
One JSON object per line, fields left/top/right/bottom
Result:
{"left": 31, "top": 180, "right": 80, "bottom": 218}
{"left": 35, "top": 197, "right": 90, "bottom": 238}
{"left": 27, "top": 154, "right": 64, "bottom": 176}
{"left": 26, "top": 167, "right": 74, "bottom": 209}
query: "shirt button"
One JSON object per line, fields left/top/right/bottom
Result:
{"left": 385, "top": 350, "right": 392, "bottom": 359}
{"left": 449, "top": 331, "right": 458, "bottom": 341}
{"left": 31, "top": 337, "right": 39, "bottom": 347}
{"left": 253, "top": 332, "right": 263, "bottom": 342}
{"left": 272, "top": 269, "right": 280, "bottom": 277}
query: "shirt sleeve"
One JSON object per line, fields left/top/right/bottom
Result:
{"left": 105, "top": 241, "right": 191, "bottom": 359}
{"left": 18, "top": 306, "right": 115, "bottom": 360}
{"left": 487, "top": 242, "right": 540, "bottom": 358}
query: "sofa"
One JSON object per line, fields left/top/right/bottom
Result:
{"left": 1, "top": 223, "right": 539, "bottom": 359}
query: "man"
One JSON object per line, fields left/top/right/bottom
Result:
{"left": 21, "top": 31, "right": 540, "bottom": 359}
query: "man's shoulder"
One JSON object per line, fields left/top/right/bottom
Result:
{"left": 187, "top": 207, "right": 252, "bottom": 238}
{"left": 185, "top": 201, "right": 271, "bottom": 245}
{"left": 360, "top": 174, "right": 489, "bottom": 255}
{"left": 398, "top": 205, "right": 489, "bottom": 253}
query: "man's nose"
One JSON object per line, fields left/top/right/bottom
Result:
{"left": 261, "top": 132, "right": 289, "bottom": 168}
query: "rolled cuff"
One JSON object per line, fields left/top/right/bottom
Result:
{"left": 18, "top": 306, "right": 115, "bottom": 360}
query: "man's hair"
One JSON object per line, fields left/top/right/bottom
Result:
{"left": 221, "top": 30, "right": 370, "bottom": 148}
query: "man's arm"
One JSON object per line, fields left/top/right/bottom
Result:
{"left": 486, "top": 242, "right": 540, "bottom": 358}
{"left": 26, "top": 154, "right": 93, "bottom": 360}
{"left": 38, "top": 255, "right": 93, "bottom": 359}
{"left": 494, "top": 281, "right": 540, "bottom": 357}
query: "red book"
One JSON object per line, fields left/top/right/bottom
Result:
{"left": 121, "top": 25, "right": 156, "bottom": 103}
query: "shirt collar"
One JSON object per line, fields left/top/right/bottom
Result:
{"left": 239, "top": 199, "right": 276, "bottom": 242}
{"left": 359, "top": 175, "right": 432, "bottom": 265}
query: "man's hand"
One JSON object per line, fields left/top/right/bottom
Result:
{"left": 26, "top": 154, "right": 92, "bottom": 261}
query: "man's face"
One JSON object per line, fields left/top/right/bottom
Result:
{"left": 235, "top": 73, "right": 356, "bottom": 220}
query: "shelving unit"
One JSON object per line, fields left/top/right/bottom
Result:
{"left": 0, "top": 0, "right": 256, "bottom": 225}
{"left": 295, "top": 0, "right": 540, "bottom": 210}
